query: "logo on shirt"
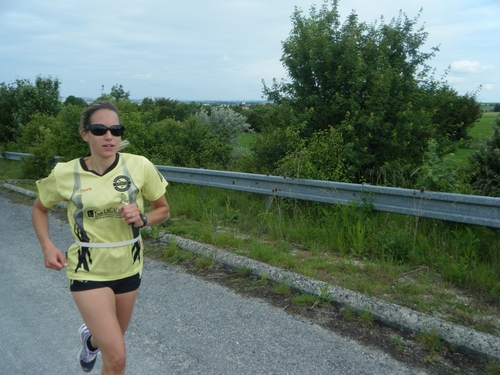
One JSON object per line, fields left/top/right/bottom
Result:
{"left": 84, "top": 207, "right": 122, "bottom": 220}
{"left": 78, "top": 187, "right": 92, "bottom": 194}
{"left": 113, "top": 175, "right": 131, "bottom": 192}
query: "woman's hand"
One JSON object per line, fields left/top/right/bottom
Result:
{"left": 42, "top": 245, "right": 67, "bottom": 271}
{"left": 117, "top": 203, "right": 142, "bottom": 227}
{"left": 118, "top": 196, "right": 170, "bottom": 228}
{"left": 32, "top": 197, "right": 67, "bottom": 271}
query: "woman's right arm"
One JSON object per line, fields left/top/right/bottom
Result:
{"left": 32, "top": 197, "right": 67, "bottom": 271}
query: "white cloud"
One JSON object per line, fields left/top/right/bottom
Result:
{"left": 450, "top": 60, "right": 481, "bottom": 74}
{"left": 450, "top": 60, "right": 495, "bottom": 74}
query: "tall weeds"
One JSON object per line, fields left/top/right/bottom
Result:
{"left": 165, "top": 183, "right": 500, "bottom": 296}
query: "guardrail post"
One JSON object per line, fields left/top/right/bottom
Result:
{"left": 199, "top": 168, "right": 205, "bottom": 196}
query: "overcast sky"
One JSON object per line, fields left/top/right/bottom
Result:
{"left": 1, "top": 0, "right": 498, "bottom": 102}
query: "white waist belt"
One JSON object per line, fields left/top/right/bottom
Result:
{"left": 75, "top": 235, "right": 142, "bottom": 248}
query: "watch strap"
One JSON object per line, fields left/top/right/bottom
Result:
{"left": 140, "top": 213, "right": 148, "bottom": 227}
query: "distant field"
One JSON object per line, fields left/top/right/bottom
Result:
{"left": 468, "top": 112, "right": 499, "bottom": 142}
{"left": 454, "top": 111, "right": 499, "bottom": 163}
{"left": 480, "top": 103, "right": 498, "bottom": 112}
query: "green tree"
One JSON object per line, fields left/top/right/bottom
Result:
{"left": 0, "top": 82, "right": 17, "bottom": 146}
{"left": 494, "top": 103, "right": 500, "bottom": 112}
{"left": 278, "top": 126, "right": 347, "bottom": 181}
{"left": 64, "top": 95, "right": 87, "bottom": 107}
{"left": 137, "top": 117, "right": 232, "bottom": 168}
{"left": 13, "top": 113, "right": 56, "bottom": 178}
{"left": 261, "top": 1, "right": 467, "bottom": 183}
{"left": 13, "top": 105, "right": 86, "bottom": 178}
{"left": 246, "top": 105, "right": 306, "bottom": 174}
{"left": 14, "top": 76, "right": 62, "bottom": 126}
{"left": 140, "top": 97, "right": 199, "bottom": 122}
{"left": 0, "top": 76, "right": 61, "bottom": 147}
{"left": 244, "top": 104, "right": 282, "bottom": 133}
{"left": 427, "top": 87, "right": 481, "bottom": 144}
{"left": 197, "top": 107, "right": 252, "bottom": 144}
{"left": 110, "top": 84, "right": 130, "bottom": 101}
{"left": 49, "top": 104, "right": 88, "bottom": 160}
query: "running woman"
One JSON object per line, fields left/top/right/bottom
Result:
{"left": 32, "top": 101, "right": 170, "bottom": 374}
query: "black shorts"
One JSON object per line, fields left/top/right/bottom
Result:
{"left": 69, "top": 273, "right": 141, "bottom": 294}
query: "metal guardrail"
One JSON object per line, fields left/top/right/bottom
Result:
{"left": 2, "top": 151, "right": 32, "bottom": 161}
{"left": 1, "top": 151, "right": 62, "bottom": 164}
{"left": 3, "top": 152, "right": 500, "bottom": 228}
{"left": 157, "top": 166, "right": 500, "bottom": 229}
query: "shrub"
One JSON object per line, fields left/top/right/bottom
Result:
{"left": 197, "top": 107, "right": 252, "bottom": 144}
{"left": 15, "top": 113, "right": 57, "bottom": 179}
{"left": 412, "top": 140, "right": 471, "bottom": 193}
{"left": 277, "top": 126, "right": 348, "bottom": 181}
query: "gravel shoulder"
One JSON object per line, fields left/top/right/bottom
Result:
{"left": 145, "top": 240, "right": 489, "bottom": 375}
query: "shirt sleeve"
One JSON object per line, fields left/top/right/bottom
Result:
{"left": 141, "top": 158, "right": 168, "bottom": 201}
{"left": 35, "top": 166, "right": 65, "bottom": 208}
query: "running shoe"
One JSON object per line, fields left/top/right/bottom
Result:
{"left": 77, "top": 324, "right": 99, "bottom": 372}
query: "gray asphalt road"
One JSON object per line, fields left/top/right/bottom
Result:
{"left": 0, "top": 194, "right": 428, "bottom": 375}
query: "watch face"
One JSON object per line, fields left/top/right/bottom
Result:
{"left": 141, "top": 214, "right": 148, "bottom": 225}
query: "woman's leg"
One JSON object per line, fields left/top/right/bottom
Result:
{"left": 115, "top": 289, "right": 138, "bottom": 334}
{"left": 72, "top": 288, "right": 138, "bottom": 375}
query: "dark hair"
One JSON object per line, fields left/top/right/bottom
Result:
{"left": 80, "top": 101, "right": 120, "bottom": 131}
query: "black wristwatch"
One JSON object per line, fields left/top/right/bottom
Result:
{"left": 139, "top": 213, "right": 148, "bottom": 228}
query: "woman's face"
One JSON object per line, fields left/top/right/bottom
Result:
{"left": 81, "top": 109, "right": 121, "bottom": 159}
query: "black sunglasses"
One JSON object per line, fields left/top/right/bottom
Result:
{"left": 85, "top": 124, "right": 125, "bottom": 137}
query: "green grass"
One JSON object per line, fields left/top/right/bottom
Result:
{"left": 273, "top": 283, "right": 292, "bottom": 296}
{"left": 0, "top": 159, "right": 25, "bottom": 180}
{"left": 341, "top": 307, "right": 355, "bottom": 321}
{"left": 468, "top": 112, "right": 498, "bottom": 146}
{"left": 483, "top": 360, "right": 500, "bottom": 375}
{"left": 389, "top": 336, "right": 406, "bottom": 351}
{"left": 292, "top": 293, "right": 321, "bottom": 307}
{"left": 359, "top": 310, "right": 374, "bottom": 326}
{"left": 417, "top": 329, "right": 444, "bottom": 353}
{"left": 454, "top": 112, "right": 499, "bottom": 163}
{"left": 235, "top": 132, "right": 254, "bottom": 148}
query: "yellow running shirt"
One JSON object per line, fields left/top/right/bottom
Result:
{"left": 36, "top": 153, "right": 168, "bottom": 282}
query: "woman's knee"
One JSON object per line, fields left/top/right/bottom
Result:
{"left": 103, "top": 350, "right": 127, "bottom": 373}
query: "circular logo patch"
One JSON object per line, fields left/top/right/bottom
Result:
{"left": 83, "top": 207, "right": 99, "bottom": 220}
{"left": 113, "top": 175, "right": 131, "bottom": 192}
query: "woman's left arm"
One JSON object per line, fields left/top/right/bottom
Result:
{"left": 142, "top": 195, "right": 170, "bottom": 227}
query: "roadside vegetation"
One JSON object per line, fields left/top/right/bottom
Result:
{"left": 2, "top": 156, "right": 499, "bottom": 341}
{"left": 1, "top": 2, "right": 500, "bottom": 371}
